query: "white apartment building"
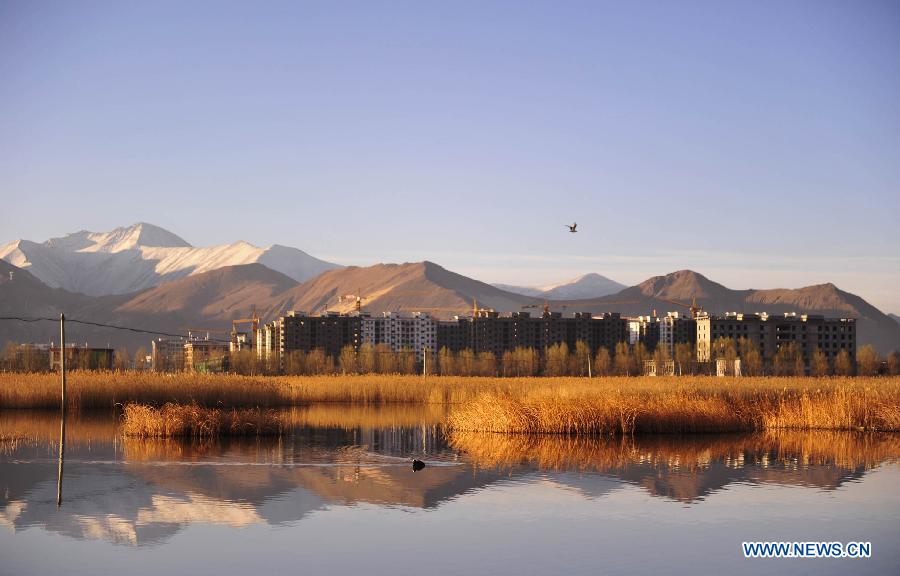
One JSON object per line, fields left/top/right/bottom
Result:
{"left": 360, "top": 312, "right": 437, "bottom": 361}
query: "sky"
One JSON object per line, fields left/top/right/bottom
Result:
{"left": 1, "top": 1, "right": 899, "bottom": 311}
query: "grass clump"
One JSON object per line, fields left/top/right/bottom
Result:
{"left": 122, "top": 403, "right": 284, "bottom": 438}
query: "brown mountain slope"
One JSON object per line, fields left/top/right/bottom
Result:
{"left": 0, "top": 260, "right": 134, "bottom": 347}
{"left": 573, "top": 271, "right": 900, "bottom": 354}
{"left": 117, "top": 263, "right": 297, "bottom": 319}
{"left": 261, "top": 261, "right": 540, "bottom": 318}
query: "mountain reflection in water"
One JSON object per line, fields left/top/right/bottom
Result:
{"left": 1, "top": 408, "right": 899, "bottom": 549}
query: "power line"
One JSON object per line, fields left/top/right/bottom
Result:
{"left": 0, "top": 316, "right": 232, "bottom": 343}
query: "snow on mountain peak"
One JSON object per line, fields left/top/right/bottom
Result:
{"left": 85, "top": 223, "right": 193, "bottom": 252}
{"left": 42, "top": 223, "right": 192, "bottom": 253}
{"left": 1, "top": 224, "right": 340, "bottom": 295}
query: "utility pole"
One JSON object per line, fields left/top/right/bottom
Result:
{"left": 588, "top": 353, "right": 592, "bottom": 378}
{"left": 57, "top": 313, "right": 66, "bottom": 507}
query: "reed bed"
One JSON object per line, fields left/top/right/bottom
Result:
{"left": 3, "top": 373, "right": 899, "bottom": 436}
{"left": 0, "top": 372, "right": 516, "bottom": 409}
{"left": 122, "top": 403, "right": 284, "bottom": 438}
{"left": 447, "top": 379, "right": 900, "bottom": 434}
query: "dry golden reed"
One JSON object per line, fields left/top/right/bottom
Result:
{"left": 122, "top": 403, "right": 284, "bottom": 438}
{"left": 447, "top": 378, "right": 900, "bottom": 434}
{"left": 0, "top": 371, "right": 514, "bottom": 409}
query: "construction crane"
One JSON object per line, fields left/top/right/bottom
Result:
{"left": 472, "top": 298, "right": 495, "bottom": 318}
{"left": 657, "top": 296, "right": 704, "bottom": 318}
{"left": 186, "top": 327, "right": 230, "bottom": 341}
{"left": 231, "top": 305, "right": 260, "bottom": 349}
{"left": 339, "top": 289, "right": 368, "bottom": 313}
{"left": 521, "top": 300, "right": 568, "bottom": 315}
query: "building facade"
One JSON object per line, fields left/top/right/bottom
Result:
{"left": 658, "top": 312, "right": 697, "bottom": 357}
{"left": 360, "top": 312, "right": 436, "bottom": 361}
{"left": 277, "top": 311, "right": 362, "bottom": 359}
{"left": 183, "top": 339, "right": 230, "bottom": 372}
{"left": 151, "top": 338, "right": 185, "bottom": 372}
{"left": 50, "top": 346, "right": 114, "bottom": 371}
{"left": 696, "top": 312, "right": 856, "bottom": 367}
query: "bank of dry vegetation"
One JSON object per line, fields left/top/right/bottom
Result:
{"left": 2, "top": 372, "right": 899, "bottom": 436}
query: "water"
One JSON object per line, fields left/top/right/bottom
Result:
{"left": 1, "top": 408, "right": 898, "bottom": 576}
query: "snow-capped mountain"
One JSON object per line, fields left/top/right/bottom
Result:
{"left": 0, "top": 223, "right": 341, "bottom": 296}
{"left": 495, "top": 273, "right": 626, "bottom": 300}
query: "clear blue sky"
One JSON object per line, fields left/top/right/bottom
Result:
{"left": 2, "top": 1, "right": 899, "bottom": 311}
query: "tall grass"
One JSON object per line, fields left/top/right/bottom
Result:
{"left": 447, "top": 378, "right": 900, "bottom": 434}
{"left": 122, "top": 403, "right": 284, "bottom": 438}
{"left": 0, "top": 371, "right": 514, "bottom": 409}
{"left": 3, "top": 372, "right": 899, "bottom": 435}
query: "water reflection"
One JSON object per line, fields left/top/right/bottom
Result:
{"left": 1, "top": 409, "right": 899, "bottom": 548}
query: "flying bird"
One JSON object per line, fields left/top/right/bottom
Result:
{"left": 566, "top": 222, "right": 578, "bottom": 233}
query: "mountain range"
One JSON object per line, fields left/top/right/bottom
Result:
{"left": 2, "top": 224, "right": 899, "bottom": 354}
{"left": 0, "top": 223, "right": 340, "bottom": 296}
{"left": 494, "top": 273, "right": 626, "bottom": 300}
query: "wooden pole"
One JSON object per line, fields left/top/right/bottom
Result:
{"left": 57, "top": 313, "right": 66, "bottom": 507}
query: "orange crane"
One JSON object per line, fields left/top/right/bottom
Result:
{"left": 231, "top": 305, "right": 260, "bottom": 349}
{"left": 656, "top": 296, "right": 704, "bottom": 318}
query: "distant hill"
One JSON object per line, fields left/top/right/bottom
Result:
{"left": 261, "top": 261, "right": 540, "bottom": 318}
{"left": 0, "top": 223, "right": 340, "bottom": 296}
{"left": 890, "top": 313, "right": 900, "bottom": 324}
{"left": 2, "top": 262, "right": 898, "bottom": 354}
{"left": 495, "top": 273, "right": 625, "bottom": 300}
{"left": 569, "top": 270, "right": 900, "bottom": 354}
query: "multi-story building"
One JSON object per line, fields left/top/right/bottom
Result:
{"left": 658, "top": 312, "right": 697, "bottom": 357}
{"left": 184, "top": 339, "right": 230, "bottom": 372}
{"left": 50, "top": 345, "right": 114, "bottom": 371}
{"left": 696, "top": 312, "right": 856, "bottom": 366}
{"left": 151, "top": 337, "right": 185, "bottom": 372}
{"left": 255, "top": 322, "right": 278, "bottom": 363}
{"left": 628, "top": 315, "right": 660, "bottom": 350}
{"left": 229, "top": 332, "right": 252, "bottom": 353}
{"left": 437, "top": 318, "right": 471, "bottom": 353}
{"left": 360, "top": 312, "right": 436, "bottom": 361}
{"left": 591, "top": 313, "right": 629, "bottom": 353}
{"left": 435, "top": 311, "right": 630, "bottom": 356}
{"left": 278, "top": 311, "right": 361, "bottom": 359}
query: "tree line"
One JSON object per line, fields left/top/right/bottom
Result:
{"left": 3, "top": 339, "right": 898, "bottom": 376}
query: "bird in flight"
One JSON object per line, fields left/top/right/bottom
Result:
{"left": 566, "top": 222, "right": 578, "bottom": 233}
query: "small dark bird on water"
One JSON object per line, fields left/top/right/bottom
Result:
{"left": 412, "top": 459, "right": 425, "bottom": 472}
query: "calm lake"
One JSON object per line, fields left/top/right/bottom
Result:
{"left": 1, "top": 406, "right": 898, "bottom": 576}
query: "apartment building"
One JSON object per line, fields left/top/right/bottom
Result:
{"left": 151, "top": 337, "right": 185, "bottom": 372}
{"left": 658, "top": 312, "right": 697, "bottom": 357}
{"left": 50, "top": 345, "right": 114, "bottom": 371}
{"left": 183, "top": 339, "right": 230, "bottom": 372}
{"left": 628, "top": 315, "right": 660, "bottom": 350}
{"left": 277, "top": 311, "right": 361, "bottom": 359}
{"left": 255, "top": 322, "right": 278, "bottom": 362}
{"left": 696, "top": 312, "right": 856, "bottom": 365}
{"left": 360, "top": 312, "right": 436, "bottom": 360}
{"left": 436, "top": 311, "right": 630, "bottom": 356}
